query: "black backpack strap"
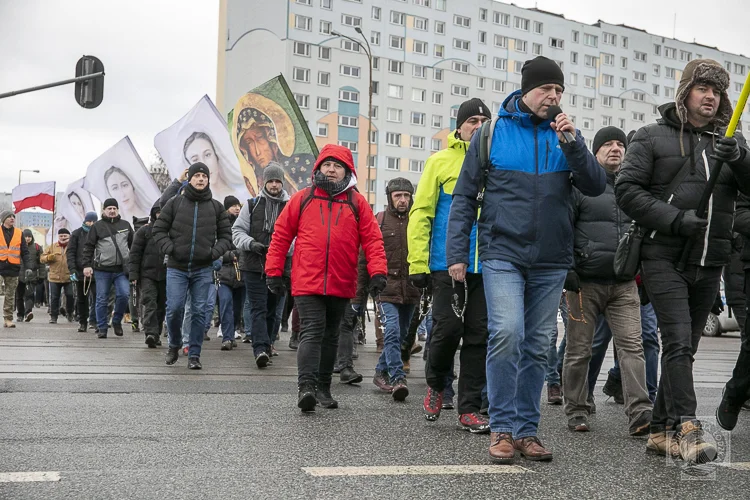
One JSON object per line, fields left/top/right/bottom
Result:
{"left": 346, "top": 189, "right": 360, "bottom": 223}
{"left": 477, "top": 116, "right": 499, "bottom": 207}
{"left": 298, "top": 186, "right": 317, "bottom": 216}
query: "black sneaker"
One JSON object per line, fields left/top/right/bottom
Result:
{"left": 97, "top": 331, "right": 107, "bottom": 339}
{"left": 316, "top": 386, "right": 339, "bottom": 409}
{"left": 131, "top": 320, "right": 140, "bottom": 333}
{"left": 113, "top": 323, "right": 124, "bottom": 337}
{"left": 145, "top": 335, "right": 157, "bottom": 348}
{"left": 442, "top": 397, "right": 455, "bottom": 410}
{"left": 629, "top": 410, "right": 652, "bottom": 436}
{"left": 188, "top": 357, "right": 202, "bottom": 370}
{"left": 255, "top": 351, "right": 269, "bottom": 368}
{"left": 288, "top": 332, "right": 299, "bottom": 350}
{"left": 24, "top": 312, "right": 33, "bottom": 322}
{"left": 602, "top": 373, "right": 624, "bottom": 404}
{"left": 339, "top": 367, "right": 363, "bottom": 385}
{"left": 298, "top": 383, "right": 317, "bottom": 412}
{"left": 77, "top": 322, "right": 87, "bottom": 332}
{"left": 243, "top": 336, "right": 252, "bottom": 344}
{"left": 231, "top": 339, "right": 237, "bottom": 348}
{"left": 221, "top": 340, "right": 233, "bottom": 351}
{"left": 165, "top": 347, "right": 179, "bottom": 365}
{"left": 716, "top": 389, "right": 742, "bottom": 431}
{"left": 392, "top": 378, "right": 409, "bottom": 402}
{"left": 568, "top": 415, "right": 590, "bottom": 432}
{"left": 67, "top": 315, "right": 75, "bottom": 323}
{"left": 59, "top": 306, "right": 67, "bottom": 317}
{"left": 49, "top": 317, "right": 57, "bottom": 324}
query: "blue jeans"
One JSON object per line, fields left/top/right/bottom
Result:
{"left": 166, "top": 267, "right": 213, "bottom": 358}
{"left": 376, "top": 302, "right": 415, "bottom": 383}
{"left": 243, "top": 291, "right": 252, "bottom": 340}
{"left": 218, "top": 284, "right": 245, "bottom": 343}
{"left": 483, "top": 259, "right": 567, "bottom": 438}
{"left": 93, "top": 270, "right": 129, "bottom": 332}
{"left": 417, "top": 311, "right": 433, "bottom": 336}
{"left": 545, "top": 294, "right": 567, "bottom": 386}
{"left": 271, "top": 294, "right": 286, "bottom": 344}
{"left": 182, "top": 286, "right": 218, "bottom": 346}
{"left": 243, "top": 271, "right": 279, "bottom": 356}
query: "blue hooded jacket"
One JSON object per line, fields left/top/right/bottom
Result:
{"left": 447, "top": 90, "right": 606, "bottom": 270}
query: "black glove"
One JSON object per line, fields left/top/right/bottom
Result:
{"left": 711, "top": 136, "right": 742, "bottom": 164}
{"left": 564, "top": 271, "right": 581, "bottom": 293}
{"left": 368, "top": 274, "right": 387, "bottom": 298}
{"left": 266, "top": 276, "right": 286, "bottom": 296}
{"left": 672, "top": 209, "right": 708, "bottom": 238}
{"left": 409, "top": 273, "right": 430, "bottom": 290}
{"left": 711, "top": 292, "right": 724, "bottom": 316}
{"left": 250, "top": 241, "right": 268, "bottom": 255}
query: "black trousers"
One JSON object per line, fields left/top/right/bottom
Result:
{"left": 724, "top": 269, "right": 750, "bottom": 406}
{"left": 425, "top": 271, "right": 488, "bottom": 414}
{"left": 141, "top": 277, "right": 166, "bottom": 337}
{"left": 296, "top": 295, "right": 348, "bottom": 388}
{"left": 641, "top": 260, "right": 722, "bottom": 430}
{"left": 49, "top": 282, "right": 74, "bottom": 320}
{"left": 74, "top": 279, "right": 96, "bottom": 326}
{"left": 15, "top": 281, "right": 35, "bottom": 318}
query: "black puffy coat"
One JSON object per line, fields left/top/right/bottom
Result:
{"left": 151, "top": 184, "right": 233, "bottom": 272}
{"left": 734, "top": 193, "right": 750, "bottom": 266}
{"left": 218, "top": 214, "right": 242, "bottom": 288}
{"left": 572, "top": 172, "right": 632, "bottom": 283}
{"left": 67, "top": 226, "right": 90, "bottom": 277}
{"left": 616, "top": 102, "right": 750, "bottom": 267}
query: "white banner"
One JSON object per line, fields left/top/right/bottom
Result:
{"left": 83, "top": 137, "right": 160, "bottom": 225}
{"left": 154, "top": 95, "right": 248, "bottom": 204}
{"left": 60, "top": 178, "right": 96, "bottom": 228}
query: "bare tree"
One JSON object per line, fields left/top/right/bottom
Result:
{"left": 147, "top": 149, "right": 172, "bottom": 193}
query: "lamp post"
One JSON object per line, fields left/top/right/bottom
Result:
{"left": 18, "top": 169, "right": 40, "bottom": 186}
{"left": 332, "top": 28, "right": 374, "bottom": 205}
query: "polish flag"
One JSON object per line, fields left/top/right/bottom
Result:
{"left": 12, "top": 181, "right": 56, "bottom": 213}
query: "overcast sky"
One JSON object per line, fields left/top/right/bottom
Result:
{"left": 1, "top": 0, "right": 747, "bottom": 196}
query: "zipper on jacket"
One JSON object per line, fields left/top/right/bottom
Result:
{"left": 319, "top": 204, "right": 325, "bottom": 225}
{"left": 615, "top": 200, "right": 622, "bottom": 245}
{"left": 544, "top": 141, "right": 551, "bottom": 172}
{"left": 531, "top": 126, "right": 539, "bottom": 267}
{"left": 323, "top": 199, "right": 333, "bottom": 295}
{"left": 334, "top": 205, "right": 344, "bottom": 225}
{"left": 188, "top": 201, "right": 198, "bottom": 272}
{"left": 699, "top": 149, "right": 713, "bottom": 266}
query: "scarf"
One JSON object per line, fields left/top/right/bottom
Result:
{"left": 261, "top": 187, "right": 286, "bottom": 233}
{"left": 82, "top": 223, "right": 91, "bottom": 233}
{"left": 313, "top": 169, "right": 352, "bottom": 197}
{"left": 184, "top": 183, "right": 213, "bottom": 202}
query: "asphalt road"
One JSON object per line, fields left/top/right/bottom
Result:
{"left": 1, "top": 306, "right": 749, "bottom": 500}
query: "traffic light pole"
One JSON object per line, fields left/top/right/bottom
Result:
{"left": 0, "top": 72, "right": 104, "bottom": 100}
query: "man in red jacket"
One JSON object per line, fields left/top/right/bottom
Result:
{"left": 266, "top": 144, "right": 387, "bottom": 411}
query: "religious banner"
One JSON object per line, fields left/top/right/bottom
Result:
{"left": 229, "top": 75, "right": 318, "bottom": 196}
{"left": 154, "top": 95, "right": 247, "bottom": 202}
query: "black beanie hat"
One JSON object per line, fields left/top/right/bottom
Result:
{"left": 223, "top": 195, "right": 241, "bottom": 210}
{"left": 102, "top": 198, "right": 118, "bottom": 210}
{"left": 58, "top": 228, "right": 70, "bottom": 235}
{"left": 521, "top": 56, "right": 565, "bottom": 95}
{"left": 456, "top": 98, "right": 491, "bottom": 129}
{"left": 593, "top": 126, "right": 628, "bottom": 154}
{"left": 188, "top": 162, "right": 210, "bottom": 181}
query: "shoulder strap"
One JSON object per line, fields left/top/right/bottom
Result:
{"left": 346, "top": 189, "right": 360, "bottom": 223}
{"left": 102, "top": 222, "right": 126, "bottom": 266}
{"left": 660, "top": 134, "right": 712, "bottom": 204}
{"left": 375, "top": 211, "right": 385, "bottom": 229}
{"left": 478, "top": 115, "right": 500, "bottom": 206}
{"left": 298, "top": 186, "right": 317, "bottom": 216}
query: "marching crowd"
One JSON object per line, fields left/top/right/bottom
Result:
{"left": 2, "top": 55, "right": 750, "bottom": 466}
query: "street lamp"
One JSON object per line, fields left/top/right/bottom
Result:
{"left": 332, "top": 28, "right": 374, "bottom": 206}
{"left": 18, "top": 169, "right": 40, "bottom": 185}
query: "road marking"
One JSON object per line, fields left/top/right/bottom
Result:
{"left": 717, "top": 462, "right": 750, "bottom": 471}
{"left": 302, "top": 465, "right": 532, "bottom": 477}
{"left": 0, "top": 471, "right": 61, "bottom": 483}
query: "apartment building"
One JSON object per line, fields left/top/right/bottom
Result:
{"left": 217, "top": 0, "right": 750, "bottom": 208}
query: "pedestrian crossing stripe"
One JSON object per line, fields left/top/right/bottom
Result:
{"left": 302, "top": 465, "right": 533, "bottom": 476}
{"left": 0, "top": 471, "right": 61, "bottom": 483}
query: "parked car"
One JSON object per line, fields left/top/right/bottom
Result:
{"left": 704, "top": 281, "right": 740, "bottom": 337}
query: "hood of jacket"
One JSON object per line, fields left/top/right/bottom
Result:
{"left": 149, "top": 202, "right": 161, "bottom": 223}
{"left": 311, "top": 144, "right": 358, "bottom": 194}
{"left": 22, "top": 228, "right": 34, "bottom": 243}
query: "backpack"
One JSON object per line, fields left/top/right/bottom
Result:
{"left": 299, "top": 186, "right": 360, "bottom": 223}
{"left": 477, "top": 115, "right": 500, "bottom": 207}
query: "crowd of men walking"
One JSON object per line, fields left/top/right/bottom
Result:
{"left": 2, "top": 55, "right": 750, "bottom": 466}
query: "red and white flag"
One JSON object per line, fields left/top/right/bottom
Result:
{"left": 12, "top": 181, "right": 56, "bottom": 212}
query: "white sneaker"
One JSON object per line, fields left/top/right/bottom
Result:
{"left": 217, "top": 325, "right": 223, "bottom": 338}
{"left": 234, "top": 330, "right": 242, "bottom": 339}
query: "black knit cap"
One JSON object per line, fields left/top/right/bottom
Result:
{"left": 188, "top": 162, "right": 210, "bottom": 180}
{"left": 223, "top": 195, "right": 241, "bottom": 210}
{"left": 102, "top": 198, "right": 118, "bottom": 209}
{"left": 521, "top": 56, "right": 565, "bottom": 95}
{"left": 593, "top": 126, "right": 628, "bottom": 154}
{"left": 58, "top": 228, "right": 70, "bottom": 235}
{"left": 456, "top": 98, "right": 491, "bottom": 129}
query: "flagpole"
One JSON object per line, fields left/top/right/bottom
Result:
{"left": 50, "top": 182, "right": 57, "bottom": 244}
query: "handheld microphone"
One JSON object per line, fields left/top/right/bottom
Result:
{"left": 546, "top": 105, "right": 576, "bottom": 144}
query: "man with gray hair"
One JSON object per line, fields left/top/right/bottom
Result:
{"left": 0, "top": 211, "right": 31, "bottom": 328}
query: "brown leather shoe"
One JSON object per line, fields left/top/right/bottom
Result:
{"left": 514, "top": 436, "right": 553, "bottom": 461}
{"left": 489, "top": 432, "right": 516, "bottom": 464}
{"left": 547, "top": 384, "right": 562, "bottom": 405}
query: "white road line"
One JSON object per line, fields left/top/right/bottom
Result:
{"left": 0, "top": 471, "right": 61, "bottom": 483}
{"left": 717, "top": 462, "right": 750, "bottom": 471}
{"left": 302, "top": 465, "right": 532, "bottom": 477}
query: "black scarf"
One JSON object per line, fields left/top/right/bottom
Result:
{"left": 261, "top": 187, "right": 285, "bottom": 233}
{"left": 313, "top": 169, "right": 352, "bottom": 197}
{"left": 184, "top": 183, "right": 213, "bottom": 202}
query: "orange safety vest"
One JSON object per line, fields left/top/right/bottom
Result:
{"left": 0, "top": 227, "right": 22, "bottom": 265}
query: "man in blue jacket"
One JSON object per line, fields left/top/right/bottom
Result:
{"left": 447, "top": 56, "right": 606, "bottom": 464}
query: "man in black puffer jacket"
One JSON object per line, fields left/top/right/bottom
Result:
{"left": 68, "top": 212, "right": 98, "bottom": 332}
{"left": 128, "top": 215, "right": 150, "bottom": 333}
{"left": 562, "top": 126, "right": 652, "bottom": 436}
{"left": 616, "top": 59, "right": 750, "bottom": 462}
{"left": 217, "top": 196, "right": 244, "bottom": 351}
{"left": 152, "top": 162, "right": 233, "bottom": 370}
{"left": 129, "top": 203, "right": 166, "bottom": 348}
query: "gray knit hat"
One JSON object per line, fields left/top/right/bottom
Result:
{"left": 0, "top": 210, "right": 14, "bottom": 223}
{"left": 263, "top": 162, "right": 285, "bottom": 185}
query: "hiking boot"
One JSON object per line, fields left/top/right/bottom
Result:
{"left": 24, "top": 312, "right": 33, "bottom": 322}
{"left": 188, "top": 357, "right": 202, "bottom": 370}
{"left": 340, "top": 367, "right": 363, "bottom": 385}
{"left": 113, "top": 323, "right": 124, "bottom": 337}
{"left": 298, "top": 383, "right": 317, "bottom": 412}
{"left": 568, "top": 415, "right": 590, "bottom": 432}
{"left": 677, "top": 420, "right": 717, "bottom": 463}
{"left": 646, "top": 431, "right": 680, "bottom": 457}
{"left": 403, "top": 359, "right": 411, "bottom": 374}
{"left": 255, "top": 351, "right": 269, "bottom": 368}
{"left": 423, "top": 387, "right": 444, "bottom": 421}
{"left": 716, "top": 388, "right": 742, "bottom": 431}
{"left": 458, "top": 412, "right": 490, "bottom": 434}
{"left": 131, "top": 320, "right": 140, "bottom": 332}
{"left": 16, "top": 315, "right": 23, "bottom": 323}
{"left": 145, "top": 335, "right": 157, "bottom": 348}
{"left": 373, "top": 370, "right": 393, "bottom": 392}
{"left": 411, "top": 343, "right": 422, "bottom": 356}
{"left": 3, "top": 319, "right": 15, "bottom": 328}
{"left": 547, "top": 384, "right": 563, "bottom": 405}
{"left": 391, "top": 378, "right": 409, "bottom": 402}
{"left": 603, "top": 373, "right": 624, "bottom": 404}
{"left": 629, "top": 410, "right": 652, "bottom": 437}
{"left": 165, "top": 347, "right": 179, "bottom": 365}
{"left": 221, "top": 340, "right": 233, "bottom": 351}
{"left": 316, "top": 386, "right": 338, "bottom": 409}
{"left": 288, "top": 331, "right": 299, "bottom": 350}
{"left": 514, "top": 436, "right": 553, "bottom": 461}
{"left": 77, "top": 322, "right": 87, "bottom": 332}
{"left": 49, "top": 317, "right": 57, "bottom": 324}
{"left": 489, "top": 432, "right": 516, "bottom": 464}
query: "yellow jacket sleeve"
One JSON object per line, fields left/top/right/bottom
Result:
{"left": 407, "top": 156, "right": 441, "bottom": 275}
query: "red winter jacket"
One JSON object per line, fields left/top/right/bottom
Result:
{"left": 265, "top": 144, "right": 387, "bottom": 299}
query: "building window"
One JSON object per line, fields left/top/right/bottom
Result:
{"left": 316, "top": 123, "right": 328, "bottom": 137}
{"left": 582, "top": 117, "right": 594, "bottom": 130}
{"left": 620, "top": 57, "right": 628, "bottom": 70}
{"left": 735, "top": 63, "right": 746, "bottom": 75}
{"left": 320, "top": 0, "right": 332, "bottom": 9}
{"left": 633, "top": 71, "right": 646, "bottom": 82}
{"left": 632, "top": 112, "right": 645, "bottom": 122}
{"left": 477, "top": 77, "right": 485, "bottom": 90}
{"left": 432, "top": 115, "right": 443, "bottom": 128}
{"left": 477, "top": 53, "right": 486, "bottom": 67}
{"left": 413, "top": 64, "right": 426, "bottom": 78}
{"left": 494, "top": 57, "right": 507, "bottom": 71}
{"left": 583, "top": 97, "right": 595, "bottom": 109}
{"left": 319, "top": 46, "right": 331, "bottom": 61}
{"left": 665, "top": 67, "right": 676, "bottom": 79}
{"left": 494, "top": 35, "right": 508, "bottom": 48}
{"left": 385, "top": 133, "right": 401, "bottom": 147}
{"left": 602, "top": 95, "right": 613, "bottom": 107}
{"left": 583, "top": 33, "right": 597, "bottom": 47}
{"left": 434, "top": 20, "right": 444, "bottom": 34}
{"left": 414, "top": 0, "right": 431, "bottom": 6}
{"left": 434, "top": 68, "right": 444, "bottom": 81}
{"left": 514, "top": 17, "right": 529, "bottom": 31}
{"left": 409, "top": 159, "right": 425, "bottom": 172}
{"left": 340, "top": 64, "right": 361, "bottom": 78}
{"left": 493, "top": 11, "right": 510, "bottom": 26}
{"left": 388, "top": 60, "right": 403, "bottom": 74}
{"left": 371, "top": 6, "right": 381, "bottom": 20}
{"left": 478, "top": 31, "right": 487, "bottom": 44}
{"left": 653, "top": 64, "right": 661, "bottom": 76}
{"left": 602, "top": 115, "right": 613, "bottom": 127}
{"left": 294, "top": 93, "right": 309, "bottom": 108}
{"left": 602, "top": 74, "right": 614, "bottom": 87}
{"left": 372, "top": 81, "right": 380, "bottom": 94}
{"left": 411, "top": 112, "right": 426, "bottom": 126}
{"left": 386, "top": 108, "right": 402, "bottom": 122}
{"left": 388, "top": 84, "right": 403, "bottom": 99}
{"left": 294, "top": 15, "right": 311, "bottom": 31}
{"left": 390, "top": 11, "right": 405, "bottom": 25}
{"left": 454, "top": 14, "right": 471, "bottom": 28}
{"left": 532, "top": 43, "right": 542, "bottom": 56}
{"left": 452, "top": 61, "right": 469, "bottom": 73}
{"left": 409, "top": 40, "right": 427, "bottom": 55}
{"left": 372, "top": 57, "right": 380, "bottom": 70}
{"left": 569, "top": 73, "right": 578, "bottom": 86}
{"left": 339, "top": 89, "right": 359, "bottom": 102}
{"left": 602, "top": 53, "right": 614, "bottom": 66}
{"left": 584, "top": 55, "right": 596, "bottom": 68}
{"left": 434, "top": 44, "right": 444, "bottom": 58}
{"left": 665, "top": 87, "right": 674, "bottom": 98}
{"left": 386, "top": 157, "right": 400, "bottom": 170}
{"left": 681, "top": 51, "right": 693, "bottom": 62}
{"left": 513, "top": 60, "right": 523, "bottom": 74}
{"left": 339, "top": 140, "right": 358, "bottom": 152}
{"left": 619, "top": 98, "right": 627, "bottom": 110}
{"left": 338, "top": 115, "right": 359, "bottom": 128}
{"left": 410, "top": 136, "right": 425, "bottom": 149}
{"left": 633, "top": 91, "right": 645, "bottom": 102}
{"left": 493, "top": 80, "right": 506, "bottom": 93}
{"left": 341, "top": 39, "right": 360, "bottom": 52}
{"left": 432, "top": 91, "right": 443, "bottom": 105}
{"left": 367, "top": 155, "right": 377, "bottom": 169}
{"left": 451, "top": 84, "right": 469, "bottom": 97}
{"left": 665, "top": 47, "right": 676, "bottom": 59}
{"left": 653, "top": 44, "right": 661, "bottom": 56}
{"left": 293, "top": 42, "right": 310, "bottom": 57}
{"left": 571, "top": 30, "right": 579, "bottom": 43}
{"left": 414, "top": 16, "right": 428, "bottom": 31}
{"left": 370, "top": 105, "right": 378, "bottom": 119}
{"left": 620, "top": 77, "right": 627, "bottom": 89}
{"left": 390, "top": 35, "right": 405, "bottom": 50}
{"left": 316, "top": 97, "right": 329, "bottom": 111}
{"left": 515, "top": 39, "right": 527, "bottom": 53}
{"left": 431, "top": 139, "right": 442, "bottom": 151}
{"left": 371, "top": 31, "right": 380, "bottom": 45}
{"left": 412, "top": 88, "right": 426, "bottom": 102}
{"left": 569, "top": 94, "right": 577, "bottom": 107}
{"left": 635, "top": 51, "right": 647, "bottom": 62}
{"left": 292, "top": 67, "right": 310, "bottom": 83}
{"left": 621, "top": 37, "right": 628, "bottom": 49}
{"left": 550, "top": 38, "right": 564, "bottom": 49}
{"left": 584, "top": 76, "right": 595, "bottom": 88}
{"left": 319, "top": 20, "right": 332, "bottom": 34}
{"left": 603, "top": 32, "right": 616, "bottom": 45}
{"left": 317, "top": 71, "right": 330, "bottom": 86}
{"left": 453, "top": 38, "right": 470, "bottom": 51}
{"left": 479, "top": 8, "right": 487, "bottom": 21}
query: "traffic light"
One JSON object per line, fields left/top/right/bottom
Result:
{"left": 74, "top": 55, "right": 104, "bottom": 109}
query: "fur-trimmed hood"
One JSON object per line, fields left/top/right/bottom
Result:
{"left": 675, "top": 59, "right": 732, "bottom": 128}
